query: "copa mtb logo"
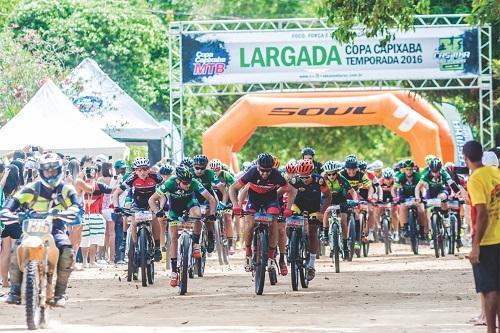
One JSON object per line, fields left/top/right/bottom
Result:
{"left": 190, "top": 44, "right": 230, "bottom": 78}
{"left": 435, "top": 36, "right": 470, "bottom": 71}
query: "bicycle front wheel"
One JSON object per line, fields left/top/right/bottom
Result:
{"left": 254, "top": 228, "right": 267, "bottom": 295}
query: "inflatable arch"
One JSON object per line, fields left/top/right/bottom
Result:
{"left": 203, "top": 92, "right": 452, "bottom": 170}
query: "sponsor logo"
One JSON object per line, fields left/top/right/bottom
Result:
{"left": 73, "top": 95, "right": 104, "bottom": 114}
{"left": 268, "top": 106, "right": 373, "bottom": 116}
{"left": 435, "top": 37, "right": 470, "bottom": 71}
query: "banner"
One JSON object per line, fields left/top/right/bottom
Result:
{"left": 182, "top": 27, "right": 479, "bottom": 85}
{"left": 439, "top": 102, "right": 474, "bottom": 166}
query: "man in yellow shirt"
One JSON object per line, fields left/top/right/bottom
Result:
{"left": 464, "top": 140, "right": 500, "bottom": 333}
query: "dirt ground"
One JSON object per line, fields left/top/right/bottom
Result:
{"left": 0, "top": 243, "right": 485, "bottom": 333}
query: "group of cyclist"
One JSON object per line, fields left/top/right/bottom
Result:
{"left": 1, "top": 145, "right": 467, "bottom": 302}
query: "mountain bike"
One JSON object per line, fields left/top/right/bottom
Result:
{"left": 376, "top": 201, "right": 394, "bottom": 255}
{"left": 286, "top": 211, "right": 310, "bottom": 291}
{"left": 214, "top": 205, "right": 231, "bottom": 266}
{"left": 175, "top": 212, "right": 202, "bottom": 295}
{"left": 122, "top": 208, "right": 155, "bottom": 287}
{"left": 402, "top": 197, "right": 420, "bottom": 255}
{"left": 426, "top": 198, "right": 449, "bottom": 258}
{"left": 358, "top": 201, "right": 370, "bottom": 257}
{"left": 327, "top": 205, "right": 343, "bottom": 273}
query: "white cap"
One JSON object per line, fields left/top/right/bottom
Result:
{"left": 95, "top": 154, "right": 108, "bottom": 164}
{"left": 482, "top": 151, "right": 499, "bottom": 167}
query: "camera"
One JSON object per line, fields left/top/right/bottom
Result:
{"left": 454, "top": 166, "right": 469, "bottom": 175}
{"left": 31, "top": 146, "right": 38, "bottom": 152}
{"left": 85, "top": 166, "right": 97, "bottom": 179}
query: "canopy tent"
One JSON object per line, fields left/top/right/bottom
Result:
{"left": 62, "top": 58, "right": 168, "bottom": 141}
{"left": 0, "top": 80, "right": 128, "bottom": 159}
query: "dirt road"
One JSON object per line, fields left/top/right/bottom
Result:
{"left": 1, "top": 243, "right": 483, "bottom": 332}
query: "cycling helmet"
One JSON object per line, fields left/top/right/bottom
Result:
{"left": 358, "top": 160, "right": 368, "bottom": 172}
{"left": 180, "top": 157, "right": 194, "bottom": 168}
{"left": 159, "top": 164, "right": 173, "bottom": 176}
{"left": 242, "top": 161, "right": 252, "bottom": 172}
{"left": 382, "top": 168, "right": 394, "bottom": 179}
{"left": 132, "top": 157, "right": 150, "bottom": 169}
{"left": 272, "top": 155, "right": 280, "bottom": 168}
{"left": 429, "top": 158, "right": 442, "bottom": 171}
{"left": 285, "top": 160, "right": 296, "bottom": 174}
{"left": 257, "top": 153, "right": 274, "bottom": 169}
{"left": 209, "top": 159, "right": 222, "bottom": 172}
{"left": 38, "top": 153, "right": 64, "bottom": 188}
{"left": 424, "top": 154, "right": 436, "bottom": 166}
{"left": 193, "top": 154, "right": 208, "bottom": 167}
{"left": 301, "top": 147, "right": 315, "bottom": 157}
{"left": 344, "top": 156, "right": 358, "bottom": 169}
{"left": 402, "top": 159, "right": 415, "bottom": 168}
{"left": 175, "top": 165, "right": 193, "bottom": 182}
{"left": 322, "top": 160, "right": 336, "bottom": 173}
{"left": 296, "top": 159, "right": 314, "bottom": 176}
{"left": 371, "top": 160, "right": 383, "bottom": 170}
{"left": 345, "top": 154, "right": 357, "bottom": 160}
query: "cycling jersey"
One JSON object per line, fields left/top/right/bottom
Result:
{"left": 395, "top": 172, "right": 421, "bottom": 198}
{"left": 341, "top": 169, "right": 371, "bottom": 199}
{"left": 325, "top": 174, "right": 352, "bottom": 198}
{"left": 120, "top": 172, "right": 163, "bottom": 209}
{"left": 214, "top": 170, "right": 235, "bottom": 202}
{"left": 312, "top": 160, "right": 323, "bottom": 174}
{"left": 289, "top": 174, "right": 329, "bottom": 213}
{"left": 419, "top": 168, "right": 451, "bottom": 198}
{"left": 238, "top": 166, "right": 287, "bottom": 213}
{"left": 156, "top": 176, "right": 207, "bottom": 219}
{"left": 379, "top": 178, "right": 395, "bottom": 202}
{"left": 195, "top": 169, "right": 220, "bottom": 204}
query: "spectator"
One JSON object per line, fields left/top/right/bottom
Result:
{"left": 0, "top": 163, "right": 11, "bottom": 289}
{"left": 111, "top": 160, "right": 128, "bottom": 264}
{"left": 463, "top": 140, "right": 500, "bottom": 333}
{"left": 99, "top": 162, "right": 116, "bottom": 263}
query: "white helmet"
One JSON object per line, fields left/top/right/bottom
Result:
{"left": 382, "top": 167, "right": 395, "bottom": 179}
{"left": 38, "top": 153, "right": 63, "bottom": 188}
{"left": 371, "top": 160, "right": 384, "bottom": 170}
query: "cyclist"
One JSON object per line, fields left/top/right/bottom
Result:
{"left": 415, "top": 158, "right": 460, "bottom": 243}
{"left": 370, "top": 160, "right": 384, "bottom": 179}
{"left": 209, "top": 158, "right": 237, "bottom": 254}
{"left": 444, "top": 162, "right": 465, "bottom": 248}
{"left": 288, "top": 159, "right": 331, "bottom": 280}
{"left": 374, "top": 168, "right": 399, "bottom": 241}
{"left": 322, "top": 160, "right": 358, "bottom": 260}
{"left": 392, "top": 159, "right": 426, "bottom": 238}
{"left": 301, "top": 147, "right": 323, "bottom": 174}
{"left": 149, "top": 165, "right": 216, "bottom": 287}
{"left": 112, "top": 157, "right": 163, "bottom": 262}
{"left": 229, "top": 153, "right": 295, "bottom": 272}
{"left": 192, "top": 154, "right": 227, "bottom": 253}
{"left": 341, "top": 156, "right": 375, "bottom": 245}
{"left": 2, "top": 153, "right": 81, "bottom": 306}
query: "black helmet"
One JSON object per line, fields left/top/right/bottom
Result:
{"left": 344, "top": 156, "right": 358, "bottom": 169}
{"left": 159, "top": 165, "right": 173, "bottom": 176}
{"left": 358, "top": 160, "right": 367, "bottom": 172}
{"left": 429, "top": 158, "right": 442, "bottom": 172}
{"left": 402, "top": 159, "right": 415, "bottom": 168}
{"left": 175, "top": 165, "right": 192, "bottom": 182}
{"left": 301, "top": 147, "right": 315, "bottom": 157}
{"left": 257, "top": 153, "right": 274, "bottom": 169}
{"left": 180, "top": 157, "right": 194, "bottom": 169}
{"left": 193, "top": 154, "right": 209, "bottom": 167}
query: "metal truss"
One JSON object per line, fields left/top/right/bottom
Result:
{"left": 168, "top": 15, "right": 494, "bottom": 159}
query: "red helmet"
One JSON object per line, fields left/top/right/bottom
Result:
{"left": 296, "top": 159, "right": 314, "bottom": 176}
{"left": 285, "top": 160, "right": 296, "bottom": 174}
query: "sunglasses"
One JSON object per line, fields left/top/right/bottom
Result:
{"left": 136, "top": 166, "right": 149, "bottom": 172}
{"left": 258, "top": 167, "right": 272, "bottom": 174}
{"left": 300, "top": 175, "right": 312, "bottom": 179}
{"left": 194, "top": 166, "right": 206, "bottom": 171}
{"left": 180, "top": 180, "right": 191, "bottom": 186}
{"left": 326, "top": 172, "right": 337, "bottom": 176}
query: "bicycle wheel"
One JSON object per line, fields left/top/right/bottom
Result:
{"left": 299, "top": 234, "right": 309, "bottom": 289}
{"left": 254, "top": 228, "right": 267, "bottom": 295}
{"left": 138, "top": 228, "right": 147, "bottom": 287}
{"left": 146, "top": 232, "right": 155, "bottom": 285}
{"left": 318, "top": 227, "right": 325, "bottom": 259}
{"left": 439, "top": 220, "right": 446, "bottom": 257}
{"left": 331, "top": 222, "right": 340, "bottom": 273}
{"left": 214, "top": 219, "right": 224, "bottom": 266}
{"left": 408, "top": 211, "right": 419, "bottom": 255}
{"left": 165, "top": 226, "right": 171, "bottom": 270}
{"left": 220, "top": 220, "right": 230, "bottom": 265}
{"left": 448, "top": 215, "right": 456, "bottom": 255}
{"left": 362, "top": 216, "right": 369, "bottom": 257}
{"left": 348, "top": 215, "right": 356, "bottom": 261}
{"left": 382, "top": 218, "right": 391, "bottom": 255}
{"left": 431, "top": 214, "right": 440, "bottom": 258}
{"left": 289, "top": 229, "right": 299, "bottom": 291}
{"left": 179, "top": 235, "right": 190, "bottom": 295}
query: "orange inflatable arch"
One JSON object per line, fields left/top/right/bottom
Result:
{"left": 203, "top": 92, "right": 454, "bottom": 170}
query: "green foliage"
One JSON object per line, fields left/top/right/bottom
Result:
{"left": 0, "top": 0, "right": 21, "bottom": 30}
{"left": 0, "top": 29, "right": 62, "bottom": 122}
{"left": 9, "top": 0, "right": 169, "bottom": 119}
{"left": 319, "top": 0, "right": 430, "bottom": 45}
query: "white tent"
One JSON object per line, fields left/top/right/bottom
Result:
{"left": 0, "top": 80, "right": 128, "bottom": 159}
{"left": 62, "top": 58, "right": 169, "bottom": 141}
